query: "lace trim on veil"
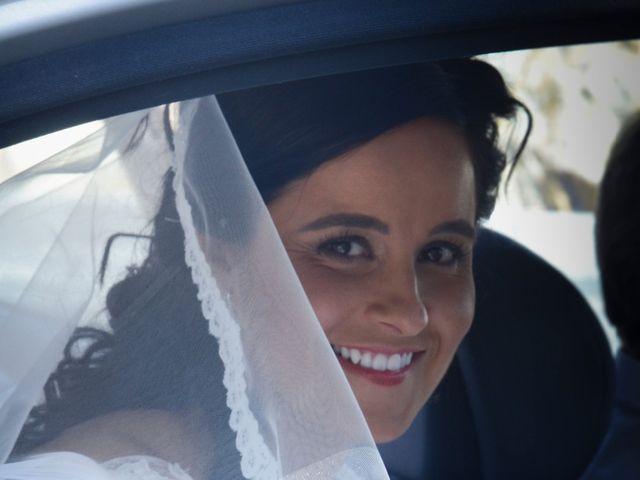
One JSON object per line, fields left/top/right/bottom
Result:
{"left": 171, "top": 128, "right": 280, "bottom": 480}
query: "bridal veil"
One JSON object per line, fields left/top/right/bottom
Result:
{"left": 0, "top": 97, "right": 389, "bottom": 479}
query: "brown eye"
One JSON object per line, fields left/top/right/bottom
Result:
{"left": 417, "top": 242, "right": 463, "bottom": 266}
{"left": 317, "top": 236, "right": 372, "bottom": 260}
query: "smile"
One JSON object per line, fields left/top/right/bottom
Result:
{"left": 331, "top": 345, "right": 414, "bottom": 372}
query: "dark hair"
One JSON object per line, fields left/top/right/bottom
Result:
{"left": 13, "top": 59, "right": 529, "bottom": 456}
{"left": 596, "top": 112, "right": 640, "bottom": 359}
{"left": 214, "top": 59, "right": 528, "bottom": 219}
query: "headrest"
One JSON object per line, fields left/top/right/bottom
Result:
{"left": 380, "top": 228, "right": 614, "bottom": 479}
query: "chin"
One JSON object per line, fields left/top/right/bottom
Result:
{"left": 367, "top": 409, "right": 417, "bottom": 444}
{"left": 353, "top": 385, "right": 431, "bottom": 444}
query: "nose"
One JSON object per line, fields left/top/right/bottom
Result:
{"left": 366, "top": 268, "right": 428, "bottom": 336}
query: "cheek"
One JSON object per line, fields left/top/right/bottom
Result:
{"left": 292, "top": 264, "right": 364, "bottom": 334}
{"left": 422, "top": 274, "right": 475, "bottom": 343}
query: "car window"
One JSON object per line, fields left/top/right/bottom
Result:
{"left": 0, "top": 121, "right": 103, "bottom": 182}
{"left": 482, "top": 40, "right": 640, "bottom": 352}
{"left": 2, "top": 40, "right": 638, "bottom": 353}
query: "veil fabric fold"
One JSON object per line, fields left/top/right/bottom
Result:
{"left": 0, "top": 97, "right": 389, "bottom": 479}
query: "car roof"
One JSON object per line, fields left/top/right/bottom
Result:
{"left": 1, "top": 0, "right": 639, "bottom": 148}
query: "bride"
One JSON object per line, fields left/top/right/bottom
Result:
{"left": 0, "top": 59, "right": 526, "bottom": 479}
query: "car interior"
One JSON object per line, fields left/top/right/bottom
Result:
{"left": 1, "top": 1, "right": 639, "bottom": 478}
{"left": 379, "top": 229, "right": 613, "bottom": 479}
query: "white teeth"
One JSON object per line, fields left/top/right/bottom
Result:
{"left": 331, "top": 345, "right": 415, "bottom": 372}
{"left": 350, "top": 348, "right": 361, "bottom": 365}
{"left": 387, "top": 354, "right": 402, "bottom": 371}
{"left": 403, "top": 353, "right": 413, "bottom": 365}
{"left": 372, "top": 354, "right": 387, "bottom": 371}
{"left": 360, "top": 352, "right": 372, "bottom": 368}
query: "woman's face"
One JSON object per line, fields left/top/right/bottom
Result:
{"left": 268, "top": 118, "right": 476, "bottom": 442}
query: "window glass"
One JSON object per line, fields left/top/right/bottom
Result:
{"left": 482, "top": 40, "right": 640, "bottom": 352}
{"left": 2, "top": 41, "right": 639, "bottom": 353}
{"left": 0, "top": 121, "right": 103, "bottom": 182}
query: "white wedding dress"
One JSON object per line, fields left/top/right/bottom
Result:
{"left": 0, "top": 453, "right": 195, "bottom": 480}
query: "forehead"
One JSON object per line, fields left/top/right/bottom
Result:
{"left": 271, "top": 118, "right": 476, "bottom": 227}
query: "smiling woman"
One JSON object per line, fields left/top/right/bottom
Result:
{"left": 1, "top": 59, "right": 527, "bottom": 480}
{"left": 269, "top": 118, "right": 477, "bottom": 441}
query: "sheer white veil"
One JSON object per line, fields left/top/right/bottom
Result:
{"left": 0, "top": 96, "right": 389, "bottom": 479}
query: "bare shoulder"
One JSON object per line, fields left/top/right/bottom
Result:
{"left": 35, "top": 409, "right": 212, "bottom": 477}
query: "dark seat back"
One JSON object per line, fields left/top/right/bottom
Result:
{"left": 379, "top": 228, "right": 614, "bottom": 479}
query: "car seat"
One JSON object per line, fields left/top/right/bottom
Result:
{"left": 378, "top": 228, "right": 614, "bottom": 480}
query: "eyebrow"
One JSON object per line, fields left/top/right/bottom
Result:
{"left": 430, "top": 219, "right": 476, "bottom": 239}
{"left": 299, "top": 213, "right": 390, "bottom": 234}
